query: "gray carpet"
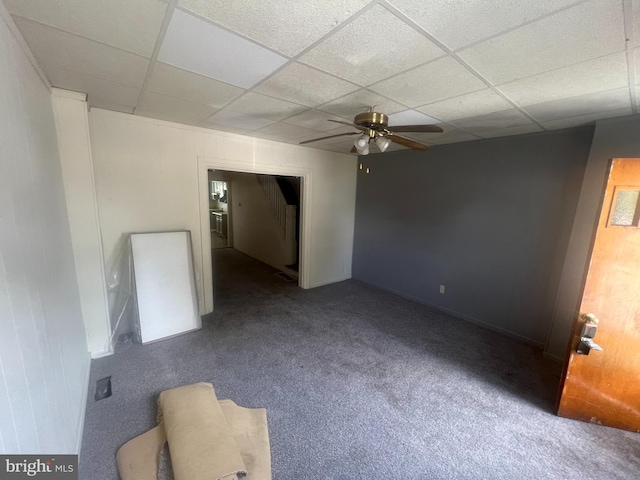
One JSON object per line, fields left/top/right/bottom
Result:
{"left": 80, "top": 248, "right": 640, "bottom": 479}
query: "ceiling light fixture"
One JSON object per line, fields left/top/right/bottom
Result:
{"left": 376, "top": 136, "right": 390, "bottom": 153}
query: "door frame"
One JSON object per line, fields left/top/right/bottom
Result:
{"left": 197, "top": 156, "right": 312, "bottom": 314}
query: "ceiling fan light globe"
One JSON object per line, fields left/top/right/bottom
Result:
{"left": 361, "top": 144, "right": 370, "bottom": 155}
{"left": 376, "top": 137, "right": 390, "bottom": 152}
{"left": 355, "top": 134, "right": 368, "bottom": 149}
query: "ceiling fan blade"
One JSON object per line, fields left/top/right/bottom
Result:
{"left": 299, "top": 131, "right": 359, "bottom": 145}
{"left": 327, "top": 119, "right": 366, "bottom": 129}
{"left": 388, "top": 133, "right": 429, "bottom": 151}
{"left": 390, "top": 124, "right": 444, "bottom": 133}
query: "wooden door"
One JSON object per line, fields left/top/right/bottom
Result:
{"left": 557, "top": 158, "right": 640, "bottom": 432}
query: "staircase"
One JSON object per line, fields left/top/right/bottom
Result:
{"left": 256, "top": 175, "right": 298, "bottom": 266}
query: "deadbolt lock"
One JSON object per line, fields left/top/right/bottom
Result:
{"left": 577, "top": 313, "right": 603, "bottom": 355}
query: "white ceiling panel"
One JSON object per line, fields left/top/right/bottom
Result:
{"left": 90, "top": 102, "right": 135, "bottom": 115}
{"left": 497, "top": 52, "right": 629, "bottom": 106}
{"left": 458, "top": 0, "right": 625, "bottom": 85}
{"left": 283, "top": 110, "right": 353, "bottom": 132}
{"left": 417, "top": 89, "right": 513, "bottom": 122}
{"left": 7, "top": 0, "right": 636, "bottom": 152}
{"left": 42, "top": 65, "right": 141, "bottom": 107}
{"left": 136, "top": 91, "right": 218, "bottom": 125}
{"left": 370, "top": 56, "right": 486, "bottom": 107}
{"left": 318, "top": 90, "right": 406, "bottom": 118}
{"left": 252, "top": 123, "right": 319, "bottom": 140}
{"left": 254, "top": 63, "right": 359, "bottom": 107}
{"left": 387, "top": 0, "right": 580, "bottom": 51}
{"left": 633, "top": 0, "right": 640, "bottom": 47}
{"left": 204, "top": 110, "right": 275, "bottom": 131}
{"left": 14, "top": 17, "right": 149, "bottom": 88}
{"left": 388, "top": 109, "right": 440, "bottom": 126}
{"left": 523, "top": 88, "right": 631, "bottom": 123}
{"left": 476, "top": 124, "right": 543, "bottom": 139}
{"left": 225, "top": 93, "right": 307, "bottom": 121}
{"left": 177, "top": 0, "right": 371, "bottom": 57}
{"left": 5, "top": 0, "right": 167, "bottom": 57}
{"left": 407, "top": 125, "right": 482, "bottom": 144}
{"left": 147, "top": 62, "right": 244, "bottom": 107}
{"left": 297, "top": 126, "right": 361, "bottom": 145}
{"left": 300, "top": 5, "right": 445, "bottom": 86}
{"left": 198, "top": 122, "right": 250, "bottom": 136}
{"left": 158, "top": 9, "right": 288, "bottom": 89}
{"left": 541, "top": 107, "right": 633, "bottom": 130}
{"left": 450, "top": 109, "right": 533, "bottom": 133}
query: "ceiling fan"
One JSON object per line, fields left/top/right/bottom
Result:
{"left": 299, "top": 107, "right": 443, "bottom": 154}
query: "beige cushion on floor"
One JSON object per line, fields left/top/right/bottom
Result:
{"left": 116, "top": 382, "right": 271, "bottom": 480}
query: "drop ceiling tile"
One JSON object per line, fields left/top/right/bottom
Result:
{"left": 5, "top": 0, "right": 167, "bottom": 57}
{"left": 158, "top": 9, "right": 288, "bottom": 89}
{"left": 523, "top": 88, "right": 631, "bottom": 122}
{"left": 300, "top": 5, "right": 445, "bottom": 86}
{"left": 450, "top": 109, "right": 533, "bottom": 134}
{"left": 13, "top": 17, "right": 149, "bottom": 88}
{"left": 476, "top": 124, "right": 543, "bottom": 139}
{"left": 370, "top": 56, "right": 486, "bottom": 107}
{"left": 135, "top": 92, "right": 217, "bottom": 125}
{"left": 388, "top": 0, "right": 579, "bottom": 50}
{"left": 318, "top": 90, "right": 406, "bottom": 119}
{"left": 178, "top": 0, "right": 370, "bottom": 57}
{"left": 497, "top": 52, "right": 629, "bottom": 106}
{"left": 458, "top": 0, "right": 625, "bottom": 85}
{"left": 540, "top": 107, "right": 633, "bottom": 130}
{"left": 633, "top": 1, "right": 640, "bottom": 47}
{"left": 297, "top": 126, "right": 361, "bottom": 145}
{"left": 147, "top": 62, "right": 244, "bottom": 107}
{"left": 90, "top": 102, "right": 135, "bottom": 115}
{"left": 199, "top": 122, "right": 250, "bottom": 135}
{"left": 416, "top": 89, "right": 513, "bottom": 122}
{"left": 283, "top": 110, "right": 353, "bottom": 132}
{"left": 252, "top": 123, "right": 319, "bottom": 140}
{"left": 204, "top": 110, "right": 275, "bottom": 131}
{"left": 254, "top": 63, "right": 359, "bottom": 107}
{"left": 225, "top": 93, "right": 307, "bottom": 121}
{"left": 407, "top": 125, "right": 482, "bottom": 145}
{"left": 41, "top": 65, "right": 141, "bottom": 107}
{"left": 388, "top": 109, "right": 440, "bottom": 126}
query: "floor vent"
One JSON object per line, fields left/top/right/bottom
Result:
{"left": 94, "top": 376, "right": 112, "bottom": 401}
{"left": 275, "top": 271, "right": 296, "bottom": 282}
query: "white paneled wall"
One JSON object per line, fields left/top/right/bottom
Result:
{"left": 90, "top": 109, "right": 357, "bottom": 333}
{"left": 229, "top": 172, "right": 292, "bottom": 272}
{"left": 0, "top": 11, "right": 89, "bottom": 453}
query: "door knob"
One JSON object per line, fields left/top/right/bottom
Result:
{"left": 577, "top": 313, "right": 603, "bottom": 355}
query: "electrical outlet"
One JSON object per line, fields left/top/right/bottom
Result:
{"left": 439, "top": 285, "right": 446, "bottom": 294}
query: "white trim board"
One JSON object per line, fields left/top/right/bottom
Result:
{"left": 198, "top": 156, "right": 313, "bottom": 314}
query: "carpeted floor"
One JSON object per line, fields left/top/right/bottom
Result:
{"left": 80, "top": 249, "right": 640, "bottom": 479}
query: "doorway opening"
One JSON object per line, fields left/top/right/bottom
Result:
{"left": 207, "top": 168, "right": 303, "bottom": 286}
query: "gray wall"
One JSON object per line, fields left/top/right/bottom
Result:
{"left": 547, "top": 114, "right": 640, "bottom": 359}
{"left": 352, "top": 127, "right": 593, "bottom": 347}
{"left": 0, "top": 13, "right": 89, "bottom": 453}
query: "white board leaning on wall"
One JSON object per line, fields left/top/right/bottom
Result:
{"left": 130, "top": 231, "right": 201, "bottom": 344}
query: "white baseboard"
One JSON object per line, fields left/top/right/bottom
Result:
{"left": 75, "top": 353, "right": 91, "bottom": 455}
{"left": 90, "top": 348, "right": 113, "bottom": 359}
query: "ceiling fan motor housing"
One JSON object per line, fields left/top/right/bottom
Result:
{"left": 354, "top": 111, "right": 388, "bottom": 130}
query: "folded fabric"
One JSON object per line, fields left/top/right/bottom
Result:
{"left": 116, "top": 382, "right": 271, "bottom": 480}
